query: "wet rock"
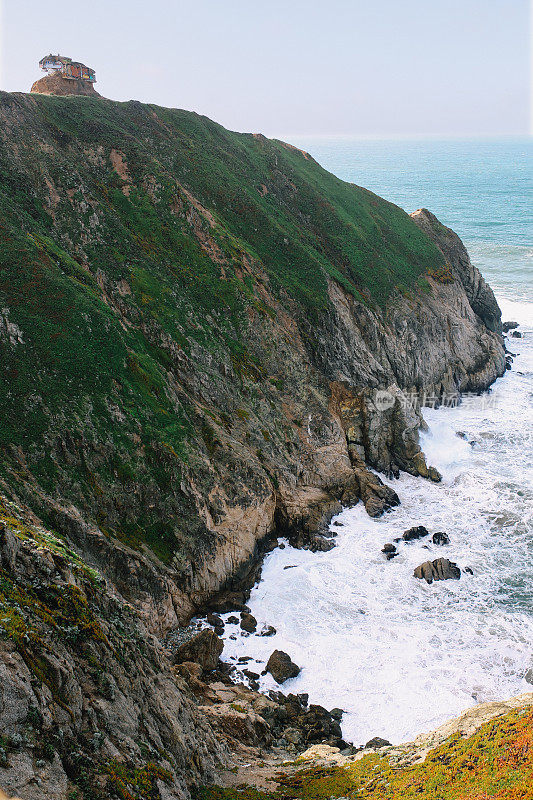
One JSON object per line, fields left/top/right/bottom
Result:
{"left": 259, "top": 624, "right": 277, "bottom": 637}
{"left": 403, "top": 525, "right": 430, "bottom": 541}
{"left": 208, "top": 591, "right": 247, "bottom": 614}
{"left": 227, "top": 616, "right": 239, "bottom": 624}
{"left": 207, "top": 612, "right": 224, "bottom": 635}
{"left": 511, "top": 330, "right": 522, "bottom": 338}
{"left": 310, "top": 534, "right": 336, "bottom": 552}
{"left": 525, "top": 668, "right": 533, "bottom": 686}
{"left": 330, "top": 708, "right": 344, "bottom": 720}
{"left": 242, "top": 668, "right": 260, "bottom": 681}
{"left": 303, "top": 704, "right": 344, "bottom": 747}
{"left": 432, "top": 531, "right": 450, "bottom": 545}
{"left": 332, "top": 521, "right": 345, "bottom": 527}
{"left": 171, "top": 628, "right": 223, "bottom": 670}
{"left": 414, "top": 558, "right": 461, "bottom": 584}
{"left": 382, "top": 543, "right": 398, "bottom": 559}
{"left": 502, "top": 321, "right": 519, "bottom": 332}
{"left": 266, "top": 650, "right": 301, "bottom": 683}
{"left": 240, "top": 612, "right": 257, "bottom": 633}
{"left": 464, "top": 567, "right": 474, "bottom": 575}
{"left": 365, "top": 736, "right": 392, "bottom": 749}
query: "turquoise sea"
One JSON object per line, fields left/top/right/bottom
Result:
{"left": 288, "top": 137, "right": 533, "bottom": 303}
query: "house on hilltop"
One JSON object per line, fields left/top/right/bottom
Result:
{"left": 31, "top": 54, "right": 100, "bottom": 97}
{"left": 39, "top": 54, "right": 97, "bottom": 84}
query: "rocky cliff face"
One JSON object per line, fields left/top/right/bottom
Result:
{"left": 0, "top": 498, "right": 223, "bottom": 800}
{"left": 0, "top": 92, "right": 504, "bottom": 633}
{"left": 0, "top": 91, "right": 506, "bottom": 797}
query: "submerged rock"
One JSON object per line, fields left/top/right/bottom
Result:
{"left": 266, "top": 650, "right": 301, "bottom": 683}
{"left": 414, "top": 558, "right": 461, "bottom": 584}
{"left": 511, "top": 330, "right": 522, "bottom": 338}
{"left": 403, "top": 525, "right": 430, "bottom": 541}
{"left": 260, "top": 624, "right": 277, "bottom": 637}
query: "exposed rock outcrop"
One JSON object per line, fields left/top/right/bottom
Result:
{"left": 411, "top": 208, "right": 502, "bottom": 333}
{"left": 266, "top": 651, "right": 301, "bottom": 684}
{"left": 403, "top": 525, "right": 430, "bottom": 541}
{"left": 414, "top": 557, "right": 461, "bottom": 583}
{"left": 212, "top": 693, "right": 533, "bottom": 796}
{"left": 171, "top": 629, "right": 224, "bottom": 671}
{"left": 0, "top": 507, "right": 222, "bottom": 800}
{"left": 30, "top": 73, "right": 101, "bottom": 97}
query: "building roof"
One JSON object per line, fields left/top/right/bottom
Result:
{"left": 39, "top": 54, "right": 73, "bottom": 66}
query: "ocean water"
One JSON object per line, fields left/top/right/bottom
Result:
{"left": 218, "top": 139, "right": 533, "bottom": 745}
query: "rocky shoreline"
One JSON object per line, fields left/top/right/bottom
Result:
{"left": 0, "top": 92, "right": 514, "bottom": 799}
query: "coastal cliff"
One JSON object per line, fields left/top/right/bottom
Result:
{"left": 0, "top": 91, "right": 506, "bottom": 797}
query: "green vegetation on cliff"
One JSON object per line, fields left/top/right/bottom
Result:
{"left": 0, "top": 92, "right": 444, "bottom": 566}
{"left": 196, "top": 706, "right": 533, "bottom": 800}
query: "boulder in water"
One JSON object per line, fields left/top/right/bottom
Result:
{"left": 382, "top": 543, "right": 398, "bottom": 560}
{"left": 511, "top": 330, "right": 522, "bottom": 338}
{"left": 207, "top": 612, "right": 224, "bottom": 635}
{"left": 502, "top": 321, "right": 519, "bottom": 332}
{"left": 432, "top": 531, "right": 450, "bottom": 545}
{"left": 266, "top": 650, "right": 301, "bottom": 683}
{"left": 240, "top": 612, "right": 257, "bottom": 633}
{"left": 403, "top": 525, "right": 430, "bottom": 541}
{"left": 414, "top": 558, "right": 461, "bottom": 584}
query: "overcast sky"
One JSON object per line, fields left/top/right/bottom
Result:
{"left": 0, "top": 0, "right": 530, "bottom": 137}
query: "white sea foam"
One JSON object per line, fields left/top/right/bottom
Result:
{"left": 219, "top": 297, "right": 533, "bottom": 745}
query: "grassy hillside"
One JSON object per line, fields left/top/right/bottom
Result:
{"left": 0, "top": 92, "right": 444, "bottom": 569}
